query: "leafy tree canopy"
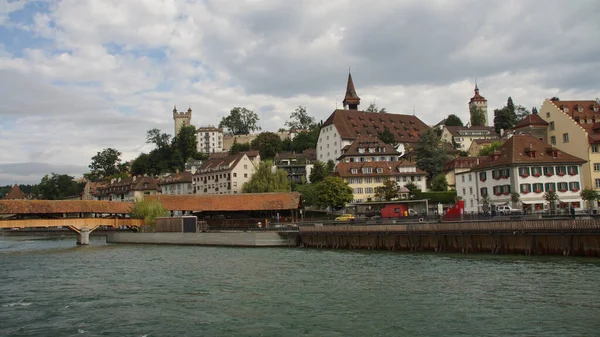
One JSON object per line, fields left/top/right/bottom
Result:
{"left": 88, "top": 148, "right": 128, "bottom": 181}
{"left": 580, "top": 188, "right": 599, "bottom": 208}
{"left": 219, "top": 107, "right": 261, "bottom": 135}
{"left": 493, "top": 96, "right": 518, "bottom": 134}
{"left": 146, "top": 128, "right": 171, "bottom": 150}
{"left": 172, "top": 125, "right": 198, "bottom": 163}
{"left": 291, "top": 127, "right": 320, "bottom": 153}
{"left": 430, "top": 173, "right": 448, "bottom": 191}
{"left": 445, "top": 114, "right": 463, "bottom": 127}
{"left": 229, "top": 140, "right": 251, "bottom": 155}
{"left": 38, "top": 173, "right": 84, "bottom": 200}
{"left": 414, "top": 129, "right": 450, "bottom": 180}
{"left": 285, "top": 106, "right": 316, "bottom": 130}
{"left": 309, "top": 161, "right": 329, "bottom": 184}
{"left": 478, "top": 141, "right": 504, "bottom": 156}
{"left": 375, "top": 179, "right": 400, "bottom": 201}
{"left": 315, "top": 177, "right": 354, "bottom": 209}
{"left": 250, "top": 132, "right": 283, "bottom": 160}
{"left": 242, "top": 160, "right": 291, "bottom": 193}
{"left": 377, "top": 127, "right": 397, "bottom": 147}
{"left": 130, "top": 198, "right": 169, "bottom": 230}
{"left": 365, "top": 102, "right": 387, "bottom": 113}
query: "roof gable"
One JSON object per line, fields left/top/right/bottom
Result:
{"left": 2, "top": 184, "right": 26, "bottom": 200}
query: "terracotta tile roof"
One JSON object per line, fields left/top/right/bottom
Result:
{"left": 198, "top": 153, "right": 245, "bottom": 173}
{"left": 159, "top": 171, "right": 193, "bottom": 186}
{"left": 2, "top": 185, "right": 26, "bottom": 200}
{"left": 338, "top": 135, "right": 399, "bottom": 160}
{"left": 444, "top": 157, "right": 486, "bottom": 171}
{"left": 475, "top": 135, "right": 585, "bottom": 170}
{"left": 549, "top": 99, "right": 600, "bottom": 144}
{"left": 323, "top": 109, "right": 430, "bottom": 143}
{"left": 469, "top": 85, "right": 486, "bottom": 103}
{"left": 472, "top": 139, "right": 498, "bottom": 145}
{"left": 343, "top": 73, "right": 360, "bottom": 107}
{"left": 442, "top": 142, "right": 460, "bottom": 155}
{"left": 146, "top": 193, "right": 302, "bottom": 212}
{"left": 96, "top": 176, "right": 160, "bottom": 196}
{"left": 0, "top": 200, "right": 133, "bottom": 214}
{"left": 444, "top": 126, "right": 497, "bottom": 137}
{"left": 334, "top": 160, "right": 427, "bottom": 178}
{"left": 514, "top": 113, "right": 549, "bottom": 128}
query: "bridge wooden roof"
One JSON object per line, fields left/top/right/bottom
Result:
{"left": 147, "top": 193, "right": 302, "bottom": 212}
{"left": 0, "top": 200, "right": 134, "bottom": 214}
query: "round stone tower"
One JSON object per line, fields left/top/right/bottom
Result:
{"left": 173, "top": 105, "right": 192, "bottom": 136}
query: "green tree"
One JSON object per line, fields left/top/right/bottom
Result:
{"left": 470, "top": 105, "right": 487, "bottom": 127}
{"left": 493, "top": 97, "right": 518, "bottom": 134}
{"left": 326, "top": 160, "right": 336, "bottom": 173}
{"left": 404, "top": 182, "right": 418, "bottom": 199}
{"left": 250, "top": 132, "right": 283, "bottom": 160}
{"left": 377, "top": 127, "right": 397, "bottom": 147}
{"left": 430, "top": 173, "right": 448, "bottom": 191}
{"left": 515, "top": 105, "right": 530, "bottom": 121}
{"left": 532, "top": 107, "right": 539, "bottom": 115}
{"left": 291, "top": 128, "right": 319, "bottom": 153}
{"left": 315, "top": 177, "right": 353, "bottom": 209}
{"left": 544, "top": 190, "right": 559, "bottom": 215}
{"left": 414, "top": 129, "right": 451, "bottom": 180}
{"left": 170, "top": 148, "right": 185, "bottom": 171}
{"left": 296, "top": 183, "right": 319, "bottom": 207}
{"left": 88, "top": 148, "right": 127, "bottom": 180}
{"left": 229, "top": 140, "right": 251, "bottom": 154}
{"left": 365, "top": 102, "right": 387, "bottom": 113}
{"left": 172, "top": 125, "right": 198, "bottom": 163}
{"left": 219, "top": 107, "right": 261, "bottom": 135}
{"left": 285, "top": 106, "right": 316, "bottom": 130}
{"left": 309, "top": 161, "right": 328, "bottom": 183}
{"left": 478, "top": 141, "right": 504, "bottom": 156}
{"left": 375, "top": 179, "right": 400, "bottom": 201}
{"left": 580, "top": 188, "right": 599, "bottom": 209}
{"left": 130, "top": 198, "right": 169, "bottom": 231}
{"left": 146, "top": 128, "right": 171, "bottom": 150}
{"left": 38, "top": 173, "right": 84, "bottom": 200}
{"left": 242, "top": 161, "right": 291, "bottom": 193}
{"left": 130, "top": 153, "right": 150, "bottom": 176}
{"left": 445, "top": 114, "right": 463, "bottom": 127}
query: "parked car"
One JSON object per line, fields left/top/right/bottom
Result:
{"left": 335, "top": 214, "right": 356, "bottom": 221}
{"left": 496, "top": 205, "right": 521, "bottom": 215}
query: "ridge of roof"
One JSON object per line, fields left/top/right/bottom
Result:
{"left": 2, "top": 184, "right": 26, "bottom": 200}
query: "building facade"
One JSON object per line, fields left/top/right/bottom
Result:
{"left": 173, "top": 105, "right": 192, "bottom": 136}
{"left": 159, "top": 172, "right": 194, "bottom": 195}
{"left": 441, "top": 126, "right": 498, "bottom": 152}
{"left": 197, "top": 126, "right": 224, "bottom": 153}
{"left": 335, "top": 160, "right": 428, "bottom": 204}
{"left": 443, "top": 157, "right": 485, "bottom": 190}
{"left": 511, "top": 113, "right": 549, "bottom": 143}
{"left": 317, "top": 73, "right": 430, "bottom": 163}
{"left": 95, "top": 176, "right": 160, "bottom": 202}
{"left": 192, "top": 152, "right": 260, "bottom": 195}
{"left": 456, "top": 135, "right": 585, "bottom": 213}
{"left": 274, "top": 150, "right": 316, "bottom": 184}
{"left": 540, "top": 98, "right": 600, "bottom": 194}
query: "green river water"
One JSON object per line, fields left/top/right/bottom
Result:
{"left": 1, "top": 236, "right": 600, "bottom": 336}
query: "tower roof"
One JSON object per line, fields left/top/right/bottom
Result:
{"left": 469, "top": 83, "right": 487, "bottom": 103}
{"left": 342, "top": 72, "right": 361, "bottom": 108}
{"left": 2, "top": 184, "right": 26, "bottom": 200}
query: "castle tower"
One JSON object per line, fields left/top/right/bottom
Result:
{"left": 342, "top": 72, "right": 360, "bottom": 110}
{"left": 173, "top": 105, "right": 192, "bottom": 136}
{"left": 469, "top": 83, "right": 488, "bottom": 126}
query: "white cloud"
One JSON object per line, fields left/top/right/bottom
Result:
{"left": 0, "top": 0, "right": 599, "bottom": 185}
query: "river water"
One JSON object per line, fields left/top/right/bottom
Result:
{"left": 1, "top": 236, "right": 599, "bottom": 337}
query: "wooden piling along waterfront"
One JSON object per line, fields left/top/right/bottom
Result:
{"left": 298, "top": 219, "right": 600, "bottom": 257}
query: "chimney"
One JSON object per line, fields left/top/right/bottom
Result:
{"left": 490, "top": 150, "right": 501, "bottom": 162}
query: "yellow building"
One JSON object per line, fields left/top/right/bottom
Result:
{"left": 540, "top": 98, "right": 600, "bottom": 195}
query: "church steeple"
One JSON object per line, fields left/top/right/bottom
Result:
{"left": 342, "top": 71, "right": 360, "bottom": 110}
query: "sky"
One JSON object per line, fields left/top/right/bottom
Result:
{"left": 1, "top": 0, "right": 599, "bottom": 185}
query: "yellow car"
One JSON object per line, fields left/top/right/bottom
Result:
{"left": 335, "top": 214, "right": 355, "bottom": 221}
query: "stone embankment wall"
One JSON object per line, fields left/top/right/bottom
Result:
{"left": 106, "top": 231, "right": 297, "bottom": 247}
{"left": 298, "top": 220, "right": 600, "bottom": 257}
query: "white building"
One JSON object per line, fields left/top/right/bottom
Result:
{"left": 197, "top": 126, "right": 224, "bottom": 153}
{"left": 456, "top": 135, "right": 585, "bottom": 213}
{"left": 316, "top": 73, "right": 430, "bottom": 163}
{"left": 159, "top": 171, "right": 194, "bottom": 195}
{"left": 192, "top": 152, "right": 260, "bottom": 195}
{"left": 440, "top": 125, "right": 498, "bottom": 152}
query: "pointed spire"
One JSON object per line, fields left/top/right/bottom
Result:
{"left": 342, "top": 71, "right": 360, "bottom": 110}
{"left": 173, "top": 105, "right": 177, "bottom": 113}
{"left": 475, "top": 81, "right": 479, "bottom": 92}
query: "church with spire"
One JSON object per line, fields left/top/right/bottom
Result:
{"left": 316, "top": 71, "right": 430, "bottom": 164}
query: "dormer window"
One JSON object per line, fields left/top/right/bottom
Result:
{"left": 579, "top": 107, "right": 584, "bottom": 112}
{"left": 595, "top": 107, "right": 599, "bottom": 112}
{"left": 358, "top": 148, "right": 365, "bottom": 154}
{"left": 376, "top": 168, "right": 383, "bottom": 173}
{"left": 368, "top": 148, "right": 375, "bottom": 153}
{"left": 564, "top": 107, "right": 569, "bottom": 112}
{"left": 351, "top": 169, "right": 358, "bottom": 174}
{"left": 362, "top": 167, "right": 373, "bottom": 174}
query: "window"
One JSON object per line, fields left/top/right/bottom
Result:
{"left": 545, "top": 182, "right": 556, "bottom": 192}
{"left": 376, "top": 168, "right": 383, "bottom": 173}
{"left": 362, "top": 167, "right": 373, "bottom": 174}
{"left": 533, "top": 183, "right": 544, "bottom": 193}
{"left": 355, "top": 188, "right": 363, "bottom": 194}
{"left": 518, "top": 167, "right": 530, "bottom": 177}
{"left": 551, "top": 136, "right": 556, "bottom": 145}
{"left": 244, "top": 173, "right": 248, "bottom": 178}
{"left": 595, "top": 163, "right": 600, "bottom": 172}
{"left": 364, "top": 177, "right": 372, "bottom": 184}
{"left": 567, "top": 166, "right": 579, "bottom": 175}
{"left": 550, "top": 121, "right": 555, "bottom": 130}
{"left": 556, "top": 166, "right": 566, "bottom": 176}
{"left": 480, "top": 187, "right": 488, "bottom": 196}
{"left": 462, "top": 188, "right": 466, "bottom": 195}
{"left": 351, "top": 168, "right": 358, "bottom": 174}
{"left": 531, "top": 167, "right": 542, "bottom": 176}
{"left": 557, "top": 182, "right": 568, "bottom": 192}
{"left": 468, "top": 174, "right": 472, "bottom": 182}
{"left": 493, "top": 186, "right": 502, "bottom": 195}
{"left": 569, "top": 182, "right": 580, "bottom": 191}
{"left": 563, "top": 133, "right": 569, "bottom": 143}
{"left": 469, "top": 187, "right": 473, "bottom": 195}
{"left": 520, "top": 184, "right": 531, "bottom": 193}
{"left": 543, "top": 166, "right": 554, "bottom": 176}
{"left": 233, "top": 173, "right": 237, "bottom": 177}
{"left": 244, "top": 165, "right": 248, "bottom": 169}
{"left": 375, "top": 177, "right": 382, "bottom": 183}
{"left": 593, "top": 145, "right": 599, "bottom": 153}
{"left": 596, "top": 179, "right": 600, "bottom": 188}
{"left": 546, "top": 112, "right": 551, "bottom": 117}
{"left": 503, "top": 185, "right": 511, "bottom": 193}
{"left": 479, "top": 172, "right": 487, "bottom": 181}
{"left": 462, "top": 175, "right": 465, "bottom": 182}
{"left": 564, "top": 107, "right": 569, "bottom": 112}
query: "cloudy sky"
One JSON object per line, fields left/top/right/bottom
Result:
{"left": 1, "top": 0, "right": 599, "bottom": 185}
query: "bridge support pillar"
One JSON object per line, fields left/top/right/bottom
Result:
{"left": 77, "top": 228, "right": 90, "bottom": 245}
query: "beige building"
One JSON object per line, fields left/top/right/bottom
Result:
{"left": 468, "top": 139, "right": 499, "bottom": 157}
{"left": 443, "top": 157, "right": 485, "bottom": 190}
{"left": 95, "top": 176, "right": 160, "bottom": 202}
{"left": 173, "top": 105, "right": 192, "bottom": 136}
{"left": 159, "top": 171, "right": 194, "bottom": 195}
{"left": 192, "top": 152, "right": 260, "bottom": 195}
{"left": 441, "top": 126, "right": 498, "bottom": 151}
{"left": 540, "top": 98, "right": 600, "bottom": 195}
{"left": 334, "top": 160, "right": 428, "bottom": 204}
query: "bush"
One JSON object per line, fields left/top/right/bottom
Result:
{"left": 413, "top": 190, "right": 457, "bottom": 204}
{"left": 130, "top": 198, "right": 169, "bottom": 231}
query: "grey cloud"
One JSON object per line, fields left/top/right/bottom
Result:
{"left": 0, "top": 162, "right": 87, "bottom": 185}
